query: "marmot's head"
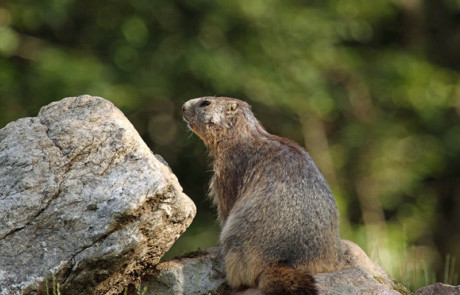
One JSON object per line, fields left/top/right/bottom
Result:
{"left": 182, "top": 96, "right": 258, "bottom": 148}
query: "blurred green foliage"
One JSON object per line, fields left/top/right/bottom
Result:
{"left": 1, "top": 0, "right": 459, "bottom": 290}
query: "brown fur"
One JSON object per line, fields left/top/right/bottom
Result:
{"left": 259, "top": 266, "right": 317, "bottom": 295}
{"left": 183, "top": 97, "right": 343, "bottom": 295}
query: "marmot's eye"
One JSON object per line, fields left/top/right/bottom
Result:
{"left": 200, "top": 100, "right": 211, "bottom": 107}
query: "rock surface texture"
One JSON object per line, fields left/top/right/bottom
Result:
{"left": 0, "top": 95, "right": 196, "bottom": 294}
{"left": 414, "top": 283, "right": 460, "bottom": 295}
{"left": 141, "top": 247, "right": 226, "bottom": 295}
{"left": 314, "top": 240, "right": 402, "bottom": 295}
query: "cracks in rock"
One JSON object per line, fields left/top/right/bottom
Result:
{"left": 59, "top": 193, "right": 161, "bottom": 288}
{"left": 99, "top": 147, "right": 122, "bottom": 176}
{"left": 59, "top": 188, "right": 168, "bottom": 286}
{"left": 0, "top": 180, "right": 63, "bottom": 240}
{"left": 55, "top": 184, "right": 190, "bottom": 294}
{"left": 39, "top": 116, "right": 64, "bottom": 155}
{"left": 113, "top": 187, "right": 163, "bottom": 233}
{"left": 61, "top": 228, "right": 116, "bottom": 285}
{"left": 0, "top": 118, "right": 91, "bottom": 241}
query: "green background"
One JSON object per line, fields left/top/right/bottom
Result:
{"left": 1, "top": 0, "right": 459, "bottom": 290}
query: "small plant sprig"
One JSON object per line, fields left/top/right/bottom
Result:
{"left": 444, "top": 254, "right": 458, "bottom": 286}
{"left": 123, "top": 285, "right": 148, "bottom": 295}
{"left": 44, "top": 272, "right": 60, "bottom": 295}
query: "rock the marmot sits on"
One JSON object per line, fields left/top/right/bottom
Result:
{"left": 182, "top": 97, "right": 344, "bottom": 295}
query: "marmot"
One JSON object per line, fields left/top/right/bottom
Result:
{"left": 182, "top": 97, "right": 343, "bottom": 294}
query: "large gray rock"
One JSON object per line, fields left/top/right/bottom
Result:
{"left": 0, "top": 95, "right": 196, "bottom": 294}
{"left": 141, "top": 241, "right": 405, "bottom": 295}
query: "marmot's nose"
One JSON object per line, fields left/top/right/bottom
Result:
{"left": 182, "top": 101, "right": 193, "bottom": 114}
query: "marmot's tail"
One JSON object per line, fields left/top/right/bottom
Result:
{"left": 258, "top": 265, "right": 317, "bottom": 295}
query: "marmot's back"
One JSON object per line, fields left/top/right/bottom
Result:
{"left": 182, "top": 97, "right": 343, "bottom": 294}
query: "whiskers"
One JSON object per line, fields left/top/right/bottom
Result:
{"left": 184, "top": 125, "right": 195, "bottom": 139}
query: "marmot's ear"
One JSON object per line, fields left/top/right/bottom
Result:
{"left": 226, "top": 102, "right": 238, "bottom": 114}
